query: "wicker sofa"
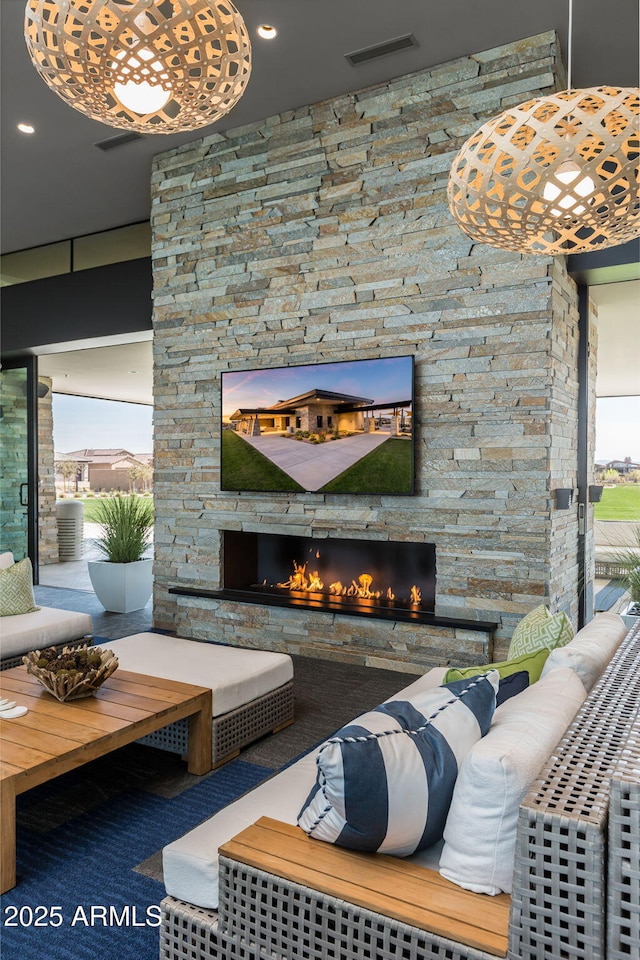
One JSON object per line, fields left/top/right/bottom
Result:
{"left": 160, "top": 617, "right": 640, "bottom": 960}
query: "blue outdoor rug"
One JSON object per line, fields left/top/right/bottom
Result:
{"left": 1, "top": 754, "right": 271, "bottom": 960}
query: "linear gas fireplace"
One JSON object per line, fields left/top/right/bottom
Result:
{"left": 221, "top": 530, "right": 436, "bottom": 623}
{"left": 169, "top": 530, "right": 497, "bottom": 632}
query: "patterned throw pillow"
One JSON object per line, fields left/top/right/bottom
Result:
{"left": 444, "top": 647, "right": 550, "bottom": 687}
{"left": 297, "top": 671, "right": 498, "bottom": 856}
{"left": 0, "top": 558, "right": 40, "bottom": 617}
{"left": 508, "top": 604, "right": 574, "bottom": 659}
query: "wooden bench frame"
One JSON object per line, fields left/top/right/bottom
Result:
{"left": 160, "top": 621, "right": 640, "bottom": 960}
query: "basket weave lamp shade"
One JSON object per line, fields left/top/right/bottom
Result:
{"left": 447, "top": 87, "right": 640, "bottom": 255}
{"left": 24, "top": 0, "right": 252, "bottom": 134}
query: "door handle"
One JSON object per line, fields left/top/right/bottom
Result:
{"left": 20, "top": 483, "right": 28, "bottom": 507}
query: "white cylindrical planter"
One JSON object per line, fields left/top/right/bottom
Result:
{"left": 87, "top": 558, "right": 152, "bottom": 613}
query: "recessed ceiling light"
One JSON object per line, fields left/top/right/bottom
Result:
{"left": 18, "top": 122, "right": 35, "bottom": 134}
{"left": 257, "top": 24, "right": 277, "bottom": 39}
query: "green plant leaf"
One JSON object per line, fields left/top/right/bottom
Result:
{"left": 92, "top": 494, "right": 154, "bottom": 564}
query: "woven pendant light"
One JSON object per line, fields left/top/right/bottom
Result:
{"left": 447, "top": 0, "right": 640, "bottom": 255}
{"left": 24, "top": 0, "right": 252, "bottom": 134}
{"left": 447, "top": 86, "right": 640, "bottom": 255}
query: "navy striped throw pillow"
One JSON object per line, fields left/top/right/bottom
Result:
{"left": 297, "top": 671, "right": 499, "bottom": 856}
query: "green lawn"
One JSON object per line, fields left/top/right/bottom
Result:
{"left": 319, "top": 438, "right": 413, "bottom": 494}
{"left": 221, "top": 431, "right": 305, "bottom": 492}
{"left": 594, "top": 484, "right": 640, "bottom": 521}
{"left": 59, "top": 495, "right": 153, "bottom": 523}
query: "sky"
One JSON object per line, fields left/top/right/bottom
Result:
{"left": 52, "top": 388, "right": 638, "bottom": 463}
{"left": 221, "top": 356, "right": 413, "bottom": 419}
{"left": 595, "top": 396, "right": 640, "bottom": 464}
{"left": 53, "top": 394, "right": 153, "bottom": 454}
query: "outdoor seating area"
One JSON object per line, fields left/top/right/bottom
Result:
{"left": 160, "top": 615, "right": 640, "bottom": 960}
{"left": 2, "top": 6, "right": 639, "bottom": 960}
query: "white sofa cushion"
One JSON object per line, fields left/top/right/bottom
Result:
{"left": 0, "top": 607, "right": 93, "bottom": 661}
{"left": 164, "top": 751, "right": 318, "bottom": 909}
{"left": 107, "top": 633, "right": 293, "bottom": 717}
{"left": 0, "top": 552, "right": 15, "bottom": 569}
{"left": 438, "top": 666, "right": 587, "bottom": 895}
{"left": 541, "top": 612, "right": 627, "bottom": 692}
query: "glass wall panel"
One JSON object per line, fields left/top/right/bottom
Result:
{"left": 73, "top": 222, "right": 151, "bottom": 271}
{"left": 0, "top": 367, "right": 31, "bottom": 561}
{"left": 0, "top": 242, "right": 71, "bottom": 286}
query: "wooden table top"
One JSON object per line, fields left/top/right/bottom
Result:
{"left": 0, "top": 665, "right": 212, "bottom": 794}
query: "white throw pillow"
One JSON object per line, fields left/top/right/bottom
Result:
{"left": 0, "top": 552, "right": 15, "bottom": 570}
{"left": 438, "top": 666, "right": 587, "bottom": 895}
{"left": 541, "top": 612, "right": 627, "bottom": 692}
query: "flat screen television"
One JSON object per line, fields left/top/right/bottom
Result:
{"left": 221, "top": 355, "right": 414, "bottom": 495}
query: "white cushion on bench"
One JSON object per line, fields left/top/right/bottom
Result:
{"left": 439, "top": 666, "right": 587, "bottom": 895}
{"left": 164, "top": 751, "right": 317, "bottom": 908}
{"left": 0, "top": 606, "right": 93, "bottom": 661}
{"left": 107, "top": 633, "right": 293, "bottom": 717}
{"left": 541, "top": 611, "right": 627, "bottom": 692}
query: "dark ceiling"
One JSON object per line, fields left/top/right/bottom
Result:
{"left": 1, "top": 0, "right": 638, "bottom": 255}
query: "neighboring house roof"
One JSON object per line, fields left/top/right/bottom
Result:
{"left": 56, "top": 449, "right": 152, "bottom": 467}
{"left": 604, "top": 459, "right": 640, "bottom": 470}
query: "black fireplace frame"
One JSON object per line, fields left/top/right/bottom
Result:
{"left": 169, "top": 530, "right": 498, "bottom": 633}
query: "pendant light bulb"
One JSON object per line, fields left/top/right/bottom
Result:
{"left": 542, "top": 161, "right": 597, "bottom": 217}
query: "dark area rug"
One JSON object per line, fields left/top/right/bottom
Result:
{"left": 2, "top": 755, "right": 269, "bottom": 960}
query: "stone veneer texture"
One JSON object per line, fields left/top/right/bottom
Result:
{"left": 38, "top": 377, "right": 59, "bottom": 565}
{"left": 150, "top": 31, "right": 589, "bottom": 671}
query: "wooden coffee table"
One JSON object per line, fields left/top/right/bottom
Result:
{"left": 0, "top": 665, "right": 212, "bottom": 894}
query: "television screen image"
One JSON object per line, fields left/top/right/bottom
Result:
{"left": 221, "top": 355, "right": 414, "bottom": 495}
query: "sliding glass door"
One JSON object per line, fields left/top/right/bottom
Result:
{"left": 0, "top": 357, "right": 38, "bottom": 578}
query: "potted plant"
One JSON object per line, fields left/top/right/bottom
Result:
{"left": 610, "top": 528, "right": 640, "bottom": 628}
{"left": 87, "top": 494, "right": 154, "bottom": 613}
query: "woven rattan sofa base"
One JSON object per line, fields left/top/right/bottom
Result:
{"left": 137, "top": 681, "right": 294, "bottom": 766}
{"left": 159, "top": 621, "right": 640, "bottom": 960}
{"left": 607, "top": 715, "right": 640, "bottom": 959}
{"left": 510, "top": 620, "right": 640, "bottom": 960}
{"left": 0, "top": 635, "right": 93, "bottom": 671}
{"left": 162, "top": 864, "right": 503, "bottom": 960}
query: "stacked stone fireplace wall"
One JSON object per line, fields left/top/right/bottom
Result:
{"left": 150, "top": 31, "right": 591, "bottom": 672}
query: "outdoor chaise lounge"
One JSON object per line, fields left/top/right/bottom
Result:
{"left": 159, "top": 614, "right": 640, "bottom": 960}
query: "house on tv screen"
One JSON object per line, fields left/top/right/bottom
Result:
{"left": 228, "top": 388, "right": 412, "bottom": 437}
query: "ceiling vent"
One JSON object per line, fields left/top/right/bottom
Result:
{"left": 345, "top": 34, "right": 418, "bottom": 66}
{"left": 94, "top": 132, "right": 143, "bottom": 151}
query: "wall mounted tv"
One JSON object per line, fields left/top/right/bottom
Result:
{"left": 221, "top": 355, "right": 414, "bottom": 495}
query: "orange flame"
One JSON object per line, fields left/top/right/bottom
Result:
{"left": 275, "top": 561, "right": 420, "bottom": 606}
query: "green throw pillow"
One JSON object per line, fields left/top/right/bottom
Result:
{"left": 0, "top": 558, "right": 40, "bottom": 617}
{"left": 444, "top": 647, "right": 550, "bottom": 686}
{"left": 508, "top": 605, "right": 574, "bottom": 659}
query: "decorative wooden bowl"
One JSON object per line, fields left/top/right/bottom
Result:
{"left": 23, "top": 645, "right": 119, "bottom": 702}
